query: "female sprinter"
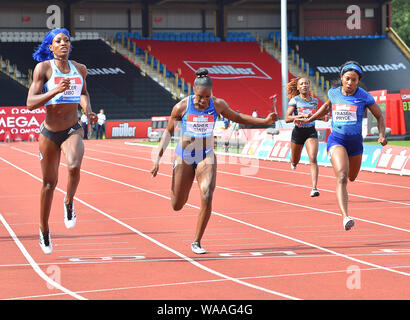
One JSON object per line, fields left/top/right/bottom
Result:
{"left": 150, "top": 69, "right": 278, "bottom": 254}
{"left": 285, "top": 77, "right": 329, "bottom": 197}
{"left": 26, "top": 28, "right": 98, "bottom": 254}
{"left": 301, "top": 61, "right": 387, "bottom": 231}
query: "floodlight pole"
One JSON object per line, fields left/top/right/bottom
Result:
{"left": 281, "top": 0, "right": 288, "bottom": 119}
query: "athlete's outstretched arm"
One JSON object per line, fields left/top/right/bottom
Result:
{"left": 26, "top": 62, "right": 70, "bottom": 110}
{"left": 150, "top": 99, "right": 186, "bottom": 177}
{"left": 368, "top": 103, "right": 388, "bottom": 146}
{"left": 215, "top": 98, "right": 278, "bottom": 125}
{"left": 303, "top": 99, "right": 332, "bottom": 123}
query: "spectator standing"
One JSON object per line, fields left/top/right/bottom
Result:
{"left": 96, "top": 109, "right": 106, "bottom": 139}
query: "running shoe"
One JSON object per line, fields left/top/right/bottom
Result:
{"left": 291, "top": 163, "right": 297, "bottom": 170}
{"left": 191, "top": 241, "right": 206, "bottom": 254}
{"left": 64, "top": 202, "right": 77, "bottom": 229}
{"left": 343, "top": 216, "right": 355, "bottom": 231}
{"left": 39, "top": 228, "right": 53, "bottom": 255}
{"left": 310, "top": 188, "right": 320, "bottom": 197}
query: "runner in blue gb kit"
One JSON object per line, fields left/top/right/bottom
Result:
{"left": 300, "top": 61, "right": 387, "bottom": 231}
{"left": 150, "top": 68, "right": 278, "bottom": 254}
{"left": 285, "top": 77, "right": 330, "bottom": 197}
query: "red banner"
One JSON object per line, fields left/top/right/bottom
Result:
{"left": 0, "top": 106, "right": 46, "bottom": 142}
{"left": 105, "top": 120, "right": 151, "bottom": 139}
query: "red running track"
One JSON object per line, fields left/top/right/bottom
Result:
{"left": 0, "top": 139, "right": 409, "bottom": 300}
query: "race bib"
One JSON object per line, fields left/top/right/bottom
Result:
{"left": 186, "top": 114, "right": 215, "bottom": 136}
{"left": 332, "top": 104, "right": 357, "bottom": 126}
{"left": 296, "top": 107, "right": 315, "bottom": 127}
{"left": 297, "top": 107, "right": 313, "bottom": 115}
{"left": 54, "top": 77, "right": 82, "bottom": 102}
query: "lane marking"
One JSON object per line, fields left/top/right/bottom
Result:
{"left": 6, "top": 263, "right": 410, "bottom": 301}
{"left": 2, "top": 155, "right": 409, "bottom": 279}
{"left": 0, "top": 213, "right": 86, "bottom": 300}
{"left": 77, "top": 152, "right": 410, "bottom": 233}
{"left": 86, "top": 144, "right": 410, "bottom": 190}
{"left": 0, "top": 156, "right": 300, "bottom": 300}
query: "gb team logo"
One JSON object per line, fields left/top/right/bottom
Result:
{"left": 184, "top": 61, "right": 272, "bottom": 80}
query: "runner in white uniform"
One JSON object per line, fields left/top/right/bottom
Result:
{"left": 26, "top": 28, "right": 97, "bottom": 254}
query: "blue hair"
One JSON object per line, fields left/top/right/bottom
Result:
{"left": 33, "top": 28, "right": 71, "bottom": 62}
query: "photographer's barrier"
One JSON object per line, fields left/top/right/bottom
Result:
{"left": 0, "top": 106, "right": 46, "bottom": 142}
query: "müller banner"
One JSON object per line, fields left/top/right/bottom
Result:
{"left": 0, "top": 106, "right": 46, "bottom": 142}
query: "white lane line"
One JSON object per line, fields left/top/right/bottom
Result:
{"left": 4, "top": 154, "right": 409, "bottom": 279}
{"left": 86, "top": 145, "right": 410, "bottom": 190}
{"left": 6, "top": 263, "right": 410, "bottom": 301}
{"left": 54, "top": 242, "right": 129, "bottom": 247}
{"left": 14, "top": 145, "right": 410, "bottom": 207}
{"left": 79, "top": 153, "right": 410, "bottom": 234}
{"left": 0, "top": 213, "right": 86, "bottom": 300}
{"left": 0, "top": 156, "right": 300, "bottom": 300}
{"left": 1, "top": 252, "right": 409, "bottom": 270}
{"left": 8, "top": 147, "right": 410, "bottom": 233}
{"left": 81, "top": 148, "right": 410, "bottom": 209}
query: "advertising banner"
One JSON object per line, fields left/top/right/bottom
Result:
{"left": 105, "top": 120, "right": 151, "bottom": 139}
{"left": 0, "top": 106, "right": 46, "bottom": 142}
{"left": 400, "top": 88, "right": 410, "bottom": 134}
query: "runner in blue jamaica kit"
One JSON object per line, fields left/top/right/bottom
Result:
{"left": 151, "top": 68, "right": 279, "bottom": 254}
{"left": 300, "top": 61, "right": 387, "bottom": 231}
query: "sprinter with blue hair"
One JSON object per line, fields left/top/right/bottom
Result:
{"left": 27, "top": 28, "right": 98, "bottom": 254}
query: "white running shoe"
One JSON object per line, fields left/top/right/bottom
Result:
{"left": 343, "top": 216, "right": 355, "bottom": 231}
{"left": 191, "top": 241, "right": 206, "bottom": 254}
{"left": 310, "top": 188, "right": 320, "bottom": 197}
{"left": 291, "top": 163, "right": 297, "bottom": 170}
{"left": 64, "top": 202, "right": 77, "bottom": 229}
{"left": 39, "top": 228, "right": 53, "bottom": 255}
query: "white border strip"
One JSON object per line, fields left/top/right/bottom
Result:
{"left": 0, "top": 213, "right": 86, "bottom": 300}
{"left": 0, "top": 156, "right": 300, "bottom": 300}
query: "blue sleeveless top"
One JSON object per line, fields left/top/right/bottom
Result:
{"left": 43, "top": 59, "right": 84, "bottom": 106}
{"left": 328, "top": 86, "right": 375, "bottom": 136}
{"left": 181, "top": 95, "right": 218, "bottom": 138}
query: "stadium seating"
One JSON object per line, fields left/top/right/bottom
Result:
{"left": 131, "top": 39, "right": 291, "bottom": 116}
{"left": 288, "top": 37, "right": 410, "bottom": 93}
{"left": 0, "top": 31, "right": 100, "bottom": 43}
{"left": 0, "top": 39, "right": 175, "bottom": 119}
{"left": 0, "top": 72, "right": 28, "bottom": 106}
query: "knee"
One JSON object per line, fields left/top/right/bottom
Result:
{"left": 309, "top": 157, "right": 317, "bottom": 165}
{"left": 172, "top": 201, "right": 184, "bottom": 211}
{"left": 201, "top": 189, "right": 214, "bottom": 205}
{"left": 67, "top": 164, "right": 81, "bottom": 177}
{"left": 43, "top": 179, "right": 57, "bottom": 191}
{"left": 336, "top": 171, "right": 348, "bottom": 185}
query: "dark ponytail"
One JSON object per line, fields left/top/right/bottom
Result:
{"left": 194, "top": 68, "right": 213, "bottom": 88}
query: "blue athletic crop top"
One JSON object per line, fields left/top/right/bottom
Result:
{"left": 43, "top": 59, "right": 84, "bottom": 106}
{"left": 288, "top": 95, "right": 318, "bottom": 128}
{"left": 181, "top": 95, "right": 218, "bottom": 138}
{"left": 328, "top": 86, "right": 375, "bottom": 136}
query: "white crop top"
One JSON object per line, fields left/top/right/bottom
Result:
{"left": 43, "top": 59, "right": 84, "bottom": 106}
